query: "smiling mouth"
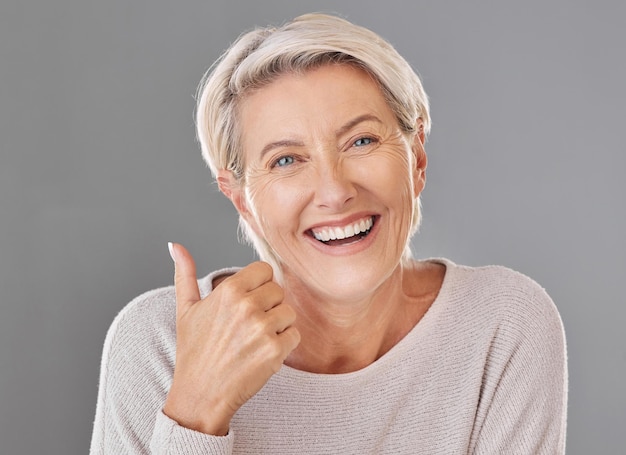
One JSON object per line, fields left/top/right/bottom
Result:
{"left": 309, "top": 216, "right": 376, "bottom": 246}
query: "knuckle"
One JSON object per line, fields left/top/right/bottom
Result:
{"left": 251, "top": 261, "right": 273, "bottom": 279}
{"left": 257, "top": 332, "right": 277, "bottom": 354}
{"left": 248, "top": 315, "right": 267, "bottom": 336}
{"left": 265, "top": 339, "right": 284, "bottom": 364}
{"left": 268, "top": 282, "right": 284, "bottom": 300}
{"left": 239, "top": 294, "right": 262, "bottom": 314}
{"left": 272, "top": 303, "right": 295, "bottom": 326}
{"left": 216, "top": 281, "right": 238, "bottom": 302}
{"left": 232, "top": 303, "right": 258, "bottom": 329}
{"left": 286, "top": 327, "right": 301, "bottom": 348}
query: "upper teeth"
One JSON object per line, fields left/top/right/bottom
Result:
{"left": 312, "top": 216, "right": 374, "bottom": 242}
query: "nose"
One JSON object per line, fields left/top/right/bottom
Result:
{"left": 312, "top": 158, "right": 357, "bottom": 211}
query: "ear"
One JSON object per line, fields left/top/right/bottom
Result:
{"left": 217, "top": 170, "right": 262, "bottom": 234}
{"left": 411, "top": 119, "right": 428, "bottom": 197}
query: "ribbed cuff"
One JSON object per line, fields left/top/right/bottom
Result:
{"left": 150, "top": 411, "right": 234, "bottom": 454}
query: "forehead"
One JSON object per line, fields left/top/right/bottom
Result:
{"left": 237, "top": 64, "right": 397, "bottom": 146}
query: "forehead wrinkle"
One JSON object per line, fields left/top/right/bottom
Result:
{"left": 240, "top": 68, "right": 396, "bottom": 168}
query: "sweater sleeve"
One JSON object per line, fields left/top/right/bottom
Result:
{"left": 89, "top": 288, "right": 234, "bottom": 455}
{"left": 470, "top": 278, "right": 568, "bottom": 454}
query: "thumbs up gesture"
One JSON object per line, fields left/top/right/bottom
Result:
{"left": 163, "top": 243, "right": 300, "bottom": 436}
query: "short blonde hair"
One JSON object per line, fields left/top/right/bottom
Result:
{"left": 196, "top": 13, "right": 430, "bottom": 266}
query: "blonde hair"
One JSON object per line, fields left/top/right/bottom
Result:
{"left": 196, "top": 13, "right": 430, "bottom": 267}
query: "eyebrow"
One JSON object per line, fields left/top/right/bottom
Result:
{"left": 259, "top": 139, "right": 305, "bottom": 160}
{"left": 258, "top": 114, "right": 383, "bottom": 160}
{"left": 335, "top": 114, "right": 383, "bottom": 138}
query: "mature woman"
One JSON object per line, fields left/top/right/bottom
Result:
{"left": 90, "top": 13, "right": 567, "bottom": 454}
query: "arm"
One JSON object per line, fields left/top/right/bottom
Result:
{"left": 470, "top": 285, "right": 568, "bottom": 454}
{"left": 90, "top": 243, "right": 299, "bottom": 454}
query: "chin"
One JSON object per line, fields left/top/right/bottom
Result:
{"left": 286, "top": 258, "right": 401, "bottom": 303}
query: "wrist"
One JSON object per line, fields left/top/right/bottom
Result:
{"left": 163, "top": 388, "right": 233, "bottom": 436}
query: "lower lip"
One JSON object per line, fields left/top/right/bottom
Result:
{"left": 305, "top": 216, "right": 380, "bottom": 256}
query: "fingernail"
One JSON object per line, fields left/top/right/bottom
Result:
{"left": 167, "top": 242, "right": 176, "bottom": 263}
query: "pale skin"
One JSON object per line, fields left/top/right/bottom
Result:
{"left": 163, "top": 64, "right": 445, "bottom": 436}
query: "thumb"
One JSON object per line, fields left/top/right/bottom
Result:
{"left": 168, "top": 242, "right": 201, "bottom": 318}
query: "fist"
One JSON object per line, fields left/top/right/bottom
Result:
{"left": 163, "top": 243, "right": 300, "bottom": 435}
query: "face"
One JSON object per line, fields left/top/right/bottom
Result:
{"left": 222, "top": 64, "right": 427, "bottom": 302}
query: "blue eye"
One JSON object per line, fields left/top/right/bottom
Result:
{"left": 274, "top": 155, "right": 295, "bottom": 167}
{"left": 354, "top": 137, "right": 374, "bottom": 147}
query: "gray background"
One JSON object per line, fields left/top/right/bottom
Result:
{"left": 1, "top": 0, "right": 624, "bottom": 453}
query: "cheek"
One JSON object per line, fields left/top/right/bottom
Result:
{"left": 245, "top": 174, "right": 309, "bottom": 234}
{"left": 355, "top": 152, "right": 415, "bottom": 204}
{"left": 357, "top": 153, "right": 416, "bottom": 241}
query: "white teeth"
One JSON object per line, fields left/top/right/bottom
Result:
{"left": 345, "top": 224, "right": 355, "bottom": 237}
{"left": 311, "top": 216, "right": 374, "bottom": 243}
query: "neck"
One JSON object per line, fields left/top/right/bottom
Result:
{"left": 282, "top": 264, "right": 419, "bottom": 374}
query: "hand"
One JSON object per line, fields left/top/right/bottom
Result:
{"left": 163, "top": 243, "right": 300, "bottom": 436}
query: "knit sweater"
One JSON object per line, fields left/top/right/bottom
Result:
{"left": 90, "top": 259, "right": 567, "bottom": 454}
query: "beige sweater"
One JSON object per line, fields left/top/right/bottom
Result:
{"left": 90, "top": 259, "right": 567, "bottom": 454}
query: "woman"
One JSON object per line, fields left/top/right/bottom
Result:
{"left": 90, "top": 13, "right": 567, "bottom": 454}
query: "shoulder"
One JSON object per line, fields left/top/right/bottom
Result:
{"left": 99, "top": 283, "right": 179, "bottom": 383}
{"left": 105, "top": 284, "right": 177, "bottom": 351}
{"left": 434, "top": 258, "right": 567, "bottom": 377}
{"left": 428, "top": 259, "right": 566, "bottom": 357}
{"left": 440, "top": 259, "right": 561, "bottom": 321}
